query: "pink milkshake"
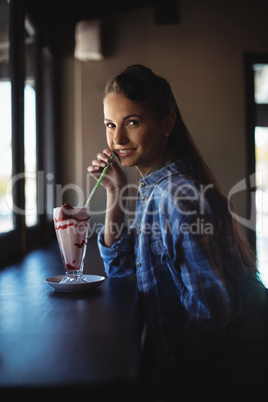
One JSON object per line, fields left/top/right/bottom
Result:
{"left": 53, "top": 204, "right": 90, "bottom": 283}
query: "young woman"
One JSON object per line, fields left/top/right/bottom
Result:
{"left": 88, "top": 64, "right": 267, "bottom": 396}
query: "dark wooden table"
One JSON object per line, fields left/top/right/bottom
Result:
{"left": 0, "top": 240, "right": 143, "bottom": 395}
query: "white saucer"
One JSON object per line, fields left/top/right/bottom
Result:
{"left": 45, "top": 275, "right": 105, "bottom": 292}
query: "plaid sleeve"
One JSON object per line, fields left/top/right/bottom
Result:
{"left": 179, "top": 226, "right": 235, "bottom": 348}
{"left": 97, "top": 225, "right": 136, "bottom": 278}
{"left": 161, "top": 181, "right": 236, "bottom": 350}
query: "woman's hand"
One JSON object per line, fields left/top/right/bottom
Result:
{"left": 88, "top": 149, "right": 127, "bottom": 247}
{"left": 87, "top": 148, "right": 127, "bottom": 192}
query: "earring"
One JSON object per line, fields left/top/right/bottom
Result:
{"left": 165, "top": 133, "right": 169, "bottom": 137}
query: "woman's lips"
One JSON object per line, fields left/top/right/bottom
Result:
{"left": 115, "top": 148, "right": 136, "bottom": 158}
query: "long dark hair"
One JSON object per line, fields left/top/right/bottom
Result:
{"left": 104, "top": 64, "right": 256, "bottom": 271}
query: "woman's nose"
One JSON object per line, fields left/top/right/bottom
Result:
{"left": 113, "top": 127, "right": 128, "bottom": 145}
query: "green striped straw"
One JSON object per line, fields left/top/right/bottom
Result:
{"left": 84, "top": 153, "right": 114, "bottom": 207}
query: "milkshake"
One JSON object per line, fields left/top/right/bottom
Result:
{"left": 53, "top": 204, "right": 90, "bottom": 283}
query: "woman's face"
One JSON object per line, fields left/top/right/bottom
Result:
{"left": 104, "top": 93, "right": 172, "bottom": 176}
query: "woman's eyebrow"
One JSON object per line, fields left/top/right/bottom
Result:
{"left": 104, "top": 114, "right": 142, "bottom": 122}
{"left": 123, "top": 114, "right": 142, "bottom": 120}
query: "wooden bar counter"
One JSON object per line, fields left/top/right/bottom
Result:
{"left": 0, "top": 240, "right": 143, "bottom": 396}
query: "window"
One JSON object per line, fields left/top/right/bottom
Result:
{"left": 254, "top": 65, "right": 268, "bottom": 287}
{"left": 0, "top": 82, "right": 13, "bottom": 233}
{"left": 0, "top": 1, "right": 13, "bottom": 234}
{"left": 0, "top": 0, "right": 56, "bottom": 262}
{"left": 24, "top": 18, "right": 38, "bottom": 227}
{"left": 245, "top": 54, "right": 268, "bottom": 287}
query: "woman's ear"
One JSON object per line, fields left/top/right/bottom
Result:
{"left": 163, "top": 111, "right": 176, "bottom": 135}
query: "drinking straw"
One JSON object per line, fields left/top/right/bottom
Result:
{"left": 84, "top": 153, "right": 114, "bottom": 207}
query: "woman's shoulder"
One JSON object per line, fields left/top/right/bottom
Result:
{"left": 155, "top": 164, "right": 200, "bottom": 198}
{"left": 154, "top": 163, "right": 229, "bottom": 220}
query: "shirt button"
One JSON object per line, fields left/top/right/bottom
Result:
{"left": 139, "top": 182, "right": 145, "bottom": 187}
{"left": 137, "top": 262, "right": 142, "bottom": 267}
{"left": 141, "top": 196, "right": 148, "bottom": 201}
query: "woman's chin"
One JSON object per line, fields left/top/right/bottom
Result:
{"left": 118, "top": 157, "right": 137, "bottom": 168}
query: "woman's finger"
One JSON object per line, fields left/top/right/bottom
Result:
{"left": 103, "top": 148, "right": 113, "bottom": 158}
{"left": 87, "top": 165, "right": 100, "bottom": 173}
{"left": 96, "top": 152, "right": 109, "bottom": 164}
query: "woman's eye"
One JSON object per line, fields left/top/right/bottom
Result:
{"left": 127, "top": 120, "right": 139, "bottom": 127}
{"left": 106, "top": 122, "right": 115, "bottom": 128}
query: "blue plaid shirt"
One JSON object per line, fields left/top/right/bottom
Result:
{"left": 98, "top": 159, "right": 261, "bottom": 363}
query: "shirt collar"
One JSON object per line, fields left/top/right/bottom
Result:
{"left": 138, "top": 159, "right": 189, "bottom": 187}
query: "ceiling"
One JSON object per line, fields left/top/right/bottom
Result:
{"left": 25, "top": 0, "right": 179, "bottom": 27}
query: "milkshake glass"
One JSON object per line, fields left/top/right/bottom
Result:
{"left": 53, "top": 204, "right": 90, "bottom": 283}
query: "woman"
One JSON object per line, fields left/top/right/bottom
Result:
{"left": 88, "top": 65, "right": 267, "bottom": 396}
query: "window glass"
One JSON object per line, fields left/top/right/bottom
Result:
{"left": 254, "top": 63, "right": 268, "bottom": 287}
{"left": 24, "top": 20, "right": 38, "bottom": 227}
{"left": 255, "top": 126, "right": 268, "bottom": 287}
{"left": 254, "top": 64, "right": 268, "bottom": 104}
{"left": 0, "top": 0, "right": 13, "bottom": 233}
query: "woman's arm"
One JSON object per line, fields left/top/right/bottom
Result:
{"left": 104, "top": 190, "right": 125, "bottom": 247}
